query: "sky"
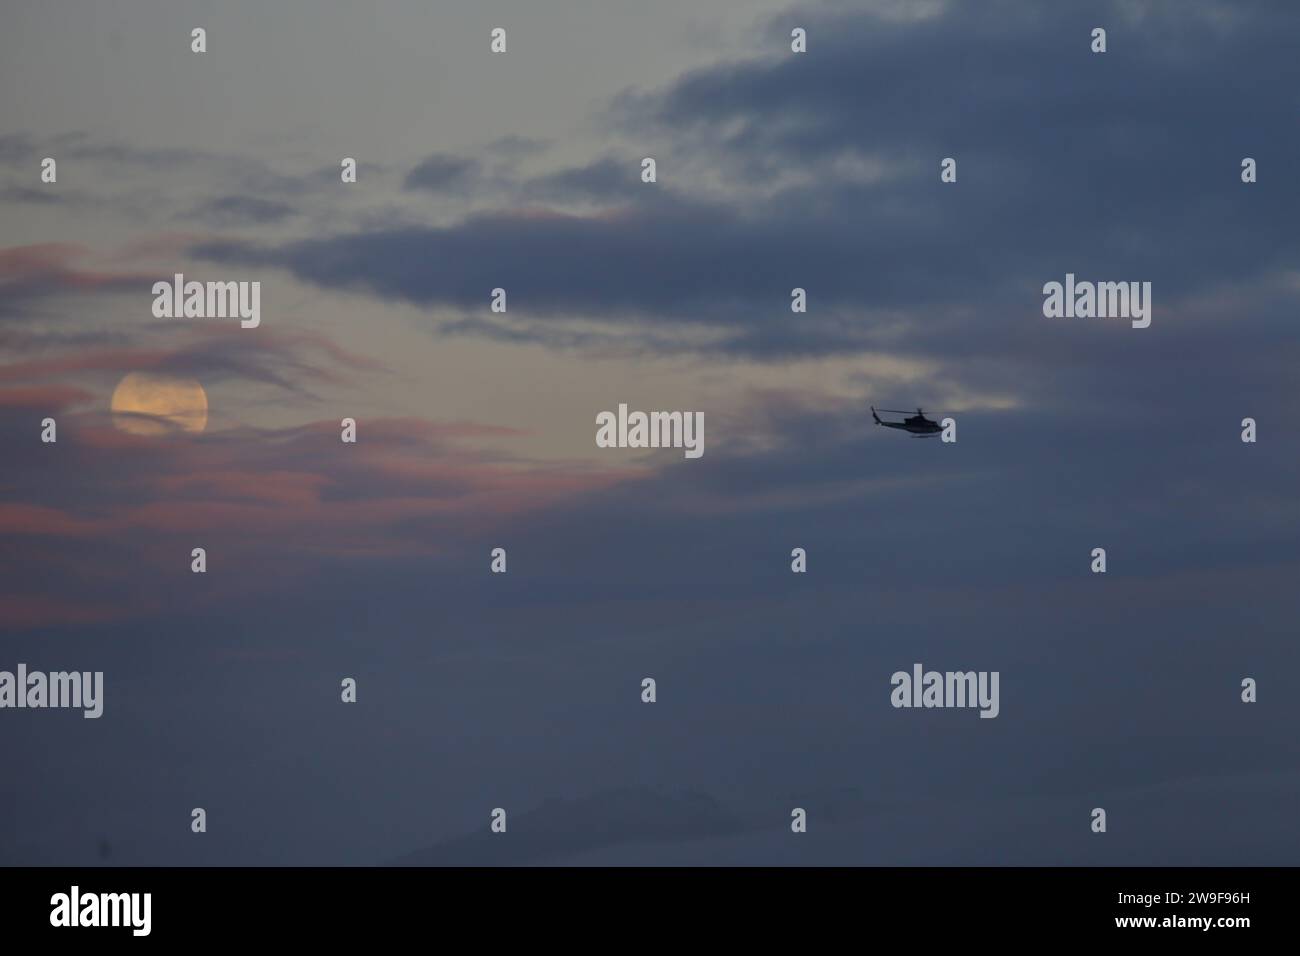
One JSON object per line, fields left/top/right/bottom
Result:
{"left": 2, "top": 0, "right": 1299, "bottom": 866}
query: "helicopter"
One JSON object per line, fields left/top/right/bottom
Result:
{"left": 871, "top": 406, "right": 943, "bottom": 436}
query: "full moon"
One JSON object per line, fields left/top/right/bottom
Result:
{"left": 110, "top": 372, "right": 208, "bottom": 436}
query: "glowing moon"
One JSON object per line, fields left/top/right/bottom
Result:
{"left": 110, "top": 372, "right": 208, "bottom": 436}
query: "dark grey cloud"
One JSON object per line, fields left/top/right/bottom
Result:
{"left": 0, "top": 133, "right": 40, "bottom": 163}
{"left": 192, "top": 0, "right": 1300, "bottom": 378}
{"left": 4, "top": 392, "right": 1298, "bottom": 865}
{"left": 0, "top": 264, "right": 152, "bottom": 325}
{"left": 193, "top": 196, "right": 817, "bottom": 328}
{"left": 4, "top": 301, "right": 1299, "bottom": 866}
{"left": 3, "top": 130, "right": 340, "bottom": 198}
{"left": 0, "top": 184, "right": 66, "bottom": 205}
{"left": 146, "top": 328, "right": 370, "bottom": 397}
{"left": 192, "top": 194, "right": 297, "bottom": 225}
{"left": 404, "top": 153, "right": 482, "bottom": 192}
{"left": 523, "top": 156, "right": 638, "bottom": 202}
{"left": 44, "top": 131, "right": 212, "bottom": 170}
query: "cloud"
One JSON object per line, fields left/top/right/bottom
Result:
{"left": 523, "top": 156, "right": 637, "bottom": 202}
{"left": 404, "top": 153, "right": 482, "bottom": 192}
{"left": 0, "top": 374, "right": 641, "bottom": 627}
{"left": 0, "top": 132, "right": 370, "bottom": 229}
{"left": 4, "top": 340, "right": 1297, "bottom": 864}
{"left": 0, "top": 384, "right": 95, "bottom": 410}
{"left": 0, "top": 243, "right": 158, "bottom": 320}
{"left": 0, "top": 184, "right": 67, "bottom": 205}
{"left": 191, "top": 195, "right": 297, "bottom": 225}
{"left": 0, "top": 133, "right": 39, "bottom": 163}
{"left": 186, "top": 0, "right": 1300, "bottom": 378}
{"left": 0, "top": 593, "right": 127, "bottom": 630}
{"left": 6, "top": 0, "right": 1300, "bottom": 868}
{"left": 0, "top": 325, "right": 387, "bottom": 399}
{"left": 39, "top": 131, "right": 312, "bottom": 195}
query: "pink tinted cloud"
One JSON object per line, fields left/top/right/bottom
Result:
{"left": 1, "top": 411, "right": 642, "bottom": 628}
{"left": 0, "top": 347, "right": 177, "bottom": 384}
{"left": 0, "top": 384, "right": 95, "bottom": 410}
{"left": 0, "top": 242, "right": 156, "bottom": 291}
{"left": 0, "top": 593, "right": 130, "bottom": 629}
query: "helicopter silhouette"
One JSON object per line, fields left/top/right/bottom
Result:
{"left": 871, "top": 406, "right": 942, "bottom": 436}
